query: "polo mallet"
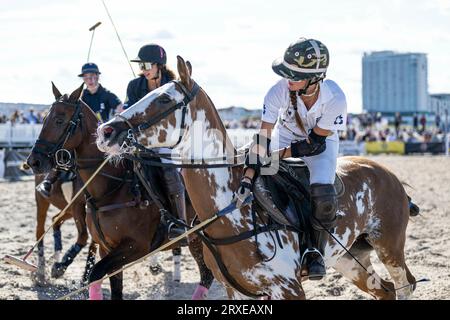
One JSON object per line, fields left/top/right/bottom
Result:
{"left": 101, "top": 0, "right": 135, "bottom": 77}
{"left": 87, "top": 21, "right": 102, "bottom": 62}
{"left": 3, "top": 157, "right": 111, "bottom": 272}
{"left": 58, "top": 196, "right": 253, "bottom": 300}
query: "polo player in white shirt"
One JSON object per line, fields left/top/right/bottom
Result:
{"left": 233, "top": 38, "right": 347, "bottom": 280}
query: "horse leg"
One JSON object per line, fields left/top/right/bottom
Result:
{"left": 188, "top": 235, "right": 214, "bottom": 300}
{"left": 370, "top": 239, "right": 416, "bottom": 300}
{"left": 33, "top": 193, "right": 50, "bottom": 285}
{"left": 172, "top": 247, "right": 182, "bottom": 282}
{"left": 81, "top": 241, "right": 97, "bottom": 285}
{"left": 51, "top": 201, "right": 88, "bottom": 278}
{"left": 109, "top": 272, "right": 124, "bottom": 300}
{"left": 149, "top": 253, "right": 162, "bottom": 275}
{"left": 51, "top": 209, "right": 71, "bottom": 263}
{"left": 333, "top": 237, "right": 396, "bottom": 300}
{"left": 88, "top": 240, "right": 145, "bottom": 300}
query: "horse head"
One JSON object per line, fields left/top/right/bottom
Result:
{"left": 27, "top": 82, "right": 88, "bottom": 174}
{"left": 97, "top": 56, "right": 232, "bottom": 161}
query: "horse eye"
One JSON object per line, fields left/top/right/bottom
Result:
{"left": 159, "top": 96, "right": 172, "bottom": 104}
{"left": 55, "top": 118, "right": 64, "bottom": 126}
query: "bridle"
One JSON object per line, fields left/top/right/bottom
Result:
{"left": 118, "top": 80, "right": 200, "bottom": 151}
{"left": 113, "top": 80, "right": 246, "bottom": 168}
{"left": 33, "top": 98, "right": 83, "bottom": 170}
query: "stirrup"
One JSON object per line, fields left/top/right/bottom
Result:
{"left": 167, "top": 222, "right": 187, "bottom": 240}
{"left": 300, "top": 248, "right": 323, "bottom": 266}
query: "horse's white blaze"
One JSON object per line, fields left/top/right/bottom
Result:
{"left": 121, "top": 83, "right": 184, "bottom": 119}
{"left": 96, "top": 82, "right": 184, "bottom": 153}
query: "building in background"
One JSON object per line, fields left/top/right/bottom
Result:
{"left": 362, "top": 51, "right": 428, "bottom": 114}
{"left": 429, "top": 94, "right": 450, "bottom": 114}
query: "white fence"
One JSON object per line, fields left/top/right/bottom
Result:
{"left": 0, "top": 123, "right": 42, "bottom": 147}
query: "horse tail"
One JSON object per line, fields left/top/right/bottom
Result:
{"left": 401, "top": 181, "right": 420, "bottom": 217}
{"left": 407, "top": 194, "right": 420, "bottom": 217}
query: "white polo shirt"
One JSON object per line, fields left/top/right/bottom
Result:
{"left": 261, "top": 79, "right": 347, "bottom": 142}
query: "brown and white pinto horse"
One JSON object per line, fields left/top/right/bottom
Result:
{"left": 96, "top": 56, "right": 417, "bottom": 300}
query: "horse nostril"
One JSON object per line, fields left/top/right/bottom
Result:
{"left": 32, "top": 159, "right": 41, "bottom": 169}
{"left": 103, "top": 126, "right": 114, "bottom": 139}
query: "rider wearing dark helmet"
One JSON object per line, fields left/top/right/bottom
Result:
{"left": 233, "top": 38, "right": 347, "bottom": 280}
{"left": 123, "top": 44, "right": 176, "bottom": 109}
{"left": 36, "top": 63, "right": 122, "bottom": 198}
{"left": 125, "top": 44, "right": 187, "bottom": 240}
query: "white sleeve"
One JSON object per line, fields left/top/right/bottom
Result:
{"left": 261, "top": 82, "right": 283, "bottom": 124}
{"left": 317, "top": 94, "right": 347, "bottom": 131}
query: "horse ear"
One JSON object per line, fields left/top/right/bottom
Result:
{"left": 186, "top": 61, "right": 193, "bottom": 76}
{"left": 177, "top": 55, "right": 192, "bottom": 87}
{"left": 68, "top": 83, "right": 84, "bottom": 103}
{"left": 51, "top": 81, "right": 62, "bottom": 100}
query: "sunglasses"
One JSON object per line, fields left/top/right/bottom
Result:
{"left": 138, "top": 62, "right": 155, "bottom": 71}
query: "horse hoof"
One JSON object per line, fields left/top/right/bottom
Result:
{"left": 31, "top": 271, "right": 47, "bottom": 286}
{"left": 51, "top": 263, "right": 66, "bottom": 279}
{"left": 150, "top": 264, "right": 162, "bottom": 275}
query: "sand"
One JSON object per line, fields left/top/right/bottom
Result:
{"left": 0, "top": 155, "right": 449, "bottom": 300}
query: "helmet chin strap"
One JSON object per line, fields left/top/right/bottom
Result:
{"left": 297, "top": 77, "right": 322, "bottom": 97}
{"left": 150, "top": 66, "right": 161, "bottom": 81}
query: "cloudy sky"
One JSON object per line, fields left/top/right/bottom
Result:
{"left": 1, "top": 0, "right": 449, "bottom": 113}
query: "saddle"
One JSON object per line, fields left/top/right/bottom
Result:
{"left": 252, "top": 158, "right": 344, "bottom": 231}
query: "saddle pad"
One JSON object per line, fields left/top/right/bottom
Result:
{"left": 253, "top": 160, "right": 345, "bottom": 229}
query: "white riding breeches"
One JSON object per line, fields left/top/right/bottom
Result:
{"left": 270, "top": 127, "right": 339, "bottom": 185}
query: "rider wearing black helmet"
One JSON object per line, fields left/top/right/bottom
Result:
{"left": 125, "top": 44, "right": 187, "bottom": 240}
{"left": 124, "top": 44, "right": 176, "bottom": 109}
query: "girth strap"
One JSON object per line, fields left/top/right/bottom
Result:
{"left": 85, "top": 199, "right": 114, "bottom": 252}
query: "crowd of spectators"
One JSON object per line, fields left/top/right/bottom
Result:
{"left": 0, "top": 108, "right": 47, "bottom": 125}
{"left": 339, "top": 112, "right": 448, "bottom": 143}
{"left": 1, "top": 108, "right": 448, "bottom": 145}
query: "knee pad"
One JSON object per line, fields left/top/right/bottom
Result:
{"left": 310, "top": 183, "right": 338, "bottom": 230}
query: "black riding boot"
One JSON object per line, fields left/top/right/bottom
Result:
{"left": 36, "top": 169, "right": 61, "bottom": 198}
{"left": 167, "top": 192, "right": 188, "bottom": 240}
{"left": 305, "top": 229, "right": 329, "bottom": 280}
{"left": 161, "top": 167, "right": 188, "bottom": 240}
{"left": 303, "top": 183, "right": 338, "bottom": 280}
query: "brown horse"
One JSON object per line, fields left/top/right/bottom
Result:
{"left": 97, "top": 55, "right": 418, "bottom": 300}
{"left": 27, "top": 168, "right": 97, "bottom": 286}
{"left": 27, "top": 83, "right": 213, "bottom": 300}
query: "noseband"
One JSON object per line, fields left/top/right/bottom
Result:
{"left": 33, "top": 99, "right": 83, "bottom": 170}
{"left": 118, "top": 80, "right": 200, "bottom": 150}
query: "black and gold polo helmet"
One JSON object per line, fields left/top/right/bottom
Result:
{"left": 272, "top": 38, "right": 329, "bottom": 81}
